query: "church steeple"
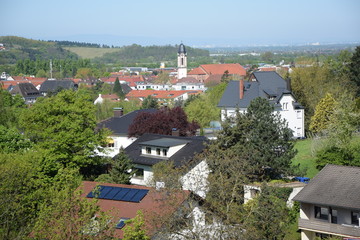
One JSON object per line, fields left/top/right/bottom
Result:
{"left": 177, "top": 43, "right": 187, "bottom": 79}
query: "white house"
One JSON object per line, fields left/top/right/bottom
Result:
{"left": 96, "top": 108, "right": 157, "bottom": 157}
{"left": 123, "top": 133, "right": 209, "bottom": 198}
{"left": 218, "top": 71, "right": 305, "bottom": 138}
{"left": 293, "top": 164, "right": 360, "bottom": 240}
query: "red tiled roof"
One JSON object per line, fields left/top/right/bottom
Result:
{"left": 188, "top": 67, "right": 206, "bottom": 75}
{"left": 126, "top": 90, "right": 189, "bottom": 99}
{"left": 200, "top": 63, "right": 246, "bottom": 76}
{"left": 81, "top": 181, "right": 190, "bottom": 239}
{"left": 204, "top": 74, "right": 223, "bottom": 84}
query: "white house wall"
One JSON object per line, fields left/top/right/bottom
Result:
{"left": 277, "top": 94, "right": 305, "bottom": 138}
{"left": 130, "top": 164, "right": 153, "bottom": 186}
{"left": 99, "top": 135, "right": 137, "bottom": 158}
{"left": 181, "top": 160, "right": 210, "bottom": 198}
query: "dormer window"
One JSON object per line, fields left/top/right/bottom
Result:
{"left": 156, "top": 148, "right": 161, "bottom": 155}
{"left": 146, "top": 147, "right": 151, "bottom": 154}
{"left": 162, "top": 149, "right": 167, "bottom": 157}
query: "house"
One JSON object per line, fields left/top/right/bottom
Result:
{"left": 97, "top": 108, "right": 157, "bottom": 157}
{"left": 125, "top": 90, "right": 190, "bottom": 103}
{"left": 218, "top": 71, "right": 305, "bottom": 138}
{"left": 39, "top": 79, "right": 77, "bottom": 95}
{"left": 94, "top": 94, "right": 121, "bottom": 104}
{"left": 124, "top": 133, "right": 209, "bottom": 198}
{"left": 81, "top": 181, "right": 192, "bottom": 239}
{"left": 188, "top": 63, "right": 246, "bottom": 83}
{"left": 10, "top": 82, "right": 42, "bottom": 104}
{"left": 293, "top": 164, "right": 360, "bottom": 240}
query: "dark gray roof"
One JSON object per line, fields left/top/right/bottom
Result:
{"left": 10, "top": 83, "right": 42, "bottom": 99}
{"left": 139, "top": 138, "right": 190, "bottom": 147}
{"left": 97, "top": 109, "right": 157, "bottom": 135}
{"left": 293, "top": 164, "right": 360, "bottom": 210}
{"left": 39, "top": 80, "right": 76, "bottom": 93}
{"left": 121, "top": 84, "right": 132, "bottom": 94}
{"left": 124, "top": 133, "right": 207, "bottom": 167}
{"left": 218, "top": 71, "right": 303, "bottom": 109}
{"left": 178, "top": 43, "right": 186, "bottom": 54}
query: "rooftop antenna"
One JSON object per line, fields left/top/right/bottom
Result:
{"left": 50, "top": 59, "right": 53, "bottom": 79}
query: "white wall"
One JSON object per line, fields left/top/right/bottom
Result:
{"left": 130, "top": 164, "right": 153, "bottom": 186}
{"left": 98, "top": 135, "right": 137, "bottom": 158}
{"left": 181, "top": 160, "right": 210, "bottom": 198}
{"left": 276, "top": 94, "right": 305, "bottom": 138}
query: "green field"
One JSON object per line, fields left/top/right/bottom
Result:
{"left": 64, "top": 47, "right": 120, "bottom": 59}
{"left": 292, "top": 138, "right": 319, "bottom": 178}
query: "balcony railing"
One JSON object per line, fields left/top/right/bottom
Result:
{"left": 298, "top": 218, "right": 360, "bottom": 237}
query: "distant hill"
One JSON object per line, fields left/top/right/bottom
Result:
{"left": 0, "top": 36, "right": 78, "bottom": 64}
{"left": 0, "top": 36, "right": 211, "bottom": 66}
{"left": 92, "top": 44, "right": 210, "bottom": 65}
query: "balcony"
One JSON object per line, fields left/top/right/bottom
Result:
{"left": 298, "top": 218, "right": 360, "bottom": 237}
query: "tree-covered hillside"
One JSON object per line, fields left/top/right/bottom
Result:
{"left": 0, "top": 36, "right": 78, "bottom": 64}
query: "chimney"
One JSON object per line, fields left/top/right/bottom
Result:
{"left": 286, "top": 78, "right": 292, "bottom": 91}
{"left": 113, "top": 107, "right": 124, "bottom": 118}
{"left": 239, "top": 79, "right": 244, "bottom": 99}
{"left": 172, "top": 128, "right": 180, "bottom": 136}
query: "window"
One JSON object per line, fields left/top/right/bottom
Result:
{"left": 116, "top": 218, "right": 130, "bottom": 229}
{"left": 315, "top": 206, "right": 328, "bottom": 220}
{"left": 162, "top": 149, "right": 167, "bottom": 157}
{"left": 133, "top": 168, "right": 144, "bottom": 179}
{"left": 352, "top": 211, "right": 359, "bottom": 225}
{"left": 156, "top": 148, "right": 161, "bottom": 155}
{"left": 146, "top": 147, "right": 151, "bottom": 154}
{"left": 181, "top": 58, "right": 184, "bottom": 66}
{"left": 297, "top": 110, "right": 302, "bottom": 119}
{"left": 331, "top": 209, "right": 337, "bottom": 224}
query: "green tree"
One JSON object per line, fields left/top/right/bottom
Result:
{"left": 113, "top": 77, "right": 125, "bottom": 99}
{"left": 109, "top": 149, "right": 134, "bottom": 184}
{"left": 0, "top": 151, "right": 46, "bottom": 239}
{"left": 349, "top": 46, "right": 360, "bottom": 96}
{"left": 185, "top": 82, "right": 227, "bottom": 127}
{"left": 122, "top": 210, "right": 150, "bottom": 240}
{"left": 242, "top": 184, "right": 290, "bottom": 240}
{"left": 0, "top": 126, "right": 32, "bottom": 153}
{"left": 141, "top": 95, "right": 159, "bottom": 109}
{"left": 309, "top": 93, "right": 337, "bottom": 133}
{"left": 0, "top": 89, "right": 25, "bottom": 128}
{"left": 155, "top": 71, "right": 170, "bottom": 84}
{"left": 19, "top": 90, "right": 108, "bottom": 176}
{"left": 221, "top": 70, "right": 231, "bottom": 83}
{"left": 32, "top": 168, "right": 113, "bottom": 240}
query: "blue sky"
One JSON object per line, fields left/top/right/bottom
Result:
{"left": 1, "top": 0, "right": 359, "bottom": 47}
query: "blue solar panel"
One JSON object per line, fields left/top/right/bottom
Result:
{"left": 116, "top": 218, "right": 130, "bottom": 229}
{"left": 131, "top": 189, "right": 149, "bottom": 202}
{"left": 87, "top": 186, "right": 149, "bottom": 202}
{"left": 122, "top": 189, "right": 139, "bottom": 202}
{"left": 113, "top": 188, "right": 131, "bottom": 201}
{"left": 87, "top": 185, "right": 106, "bottom": 198}
{"left": 103, "top": 188, "right": 120, "bottom": 200}
{"left": 98, "top": 186, "right": 113, "bottom": 198}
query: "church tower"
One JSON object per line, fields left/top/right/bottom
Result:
{"left": 177, "top": 43, "right": 187, "bottom": 79}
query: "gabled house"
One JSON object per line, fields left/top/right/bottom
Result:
{"left": 218, "top": 71, "right": 305, "bottom": 138}
{"left": 124, "top": 133, "right": 209, "bottom": 198}
{"left": 10, "top": 82, "right": 42, "bottom": 104}
{"left": 39, "top": 79, "right": 77, "bottom": 96}
{"left": 188, "top": 63, "right": 246, "bottom": 83}
{"left": 97, "top": 108, "right": 157, "bottom": 157}
{"left": 81, "top": 181, "right": 192, "bottom": 239}
{"left": 125, "top": 90, "right": 191, "bottom": 103}
{"left": 293, "top": 164, "right": 360, "bottom": 240}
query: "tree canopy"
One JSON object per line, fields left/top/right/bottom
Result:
{"left": 19, "top": 89, "right": 108, "bottom": 175}
{"left": 128, "top": 107, "right": 199, "bottom": 137}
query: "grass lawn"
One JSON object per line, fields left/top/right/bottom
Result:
{"left": 64, "top": 47, "right": 120, "bottom": 59}
{"left": 292, "top": 138, "right": 319, "bottom": 178}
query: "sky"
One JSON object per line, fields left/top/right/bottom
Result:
{"left": 1, "top": 0, "right": 360, "bottom": 47}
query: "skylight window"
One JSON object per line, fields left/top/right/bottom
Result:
{"left": 116, "top": 218, "right": 130, "bottom": 229}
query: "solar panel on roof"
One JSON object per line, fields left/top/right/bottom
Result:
{"left": 98, "top": 186, "right": 113, "bottom": 198}
{"left": 131, "top": 189, "right": 149, "bottom": 202}
{"left": 87, "top": 185, "right": 149, "bottom": 202}
{"left": 122, "top": 189, "right": 139, "bottom": 202}
{"left": 103, "top": 188, "right": 120, "bottom": 199}
{"left": 113, "top": 188, "right": 131, "bottom": 201}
